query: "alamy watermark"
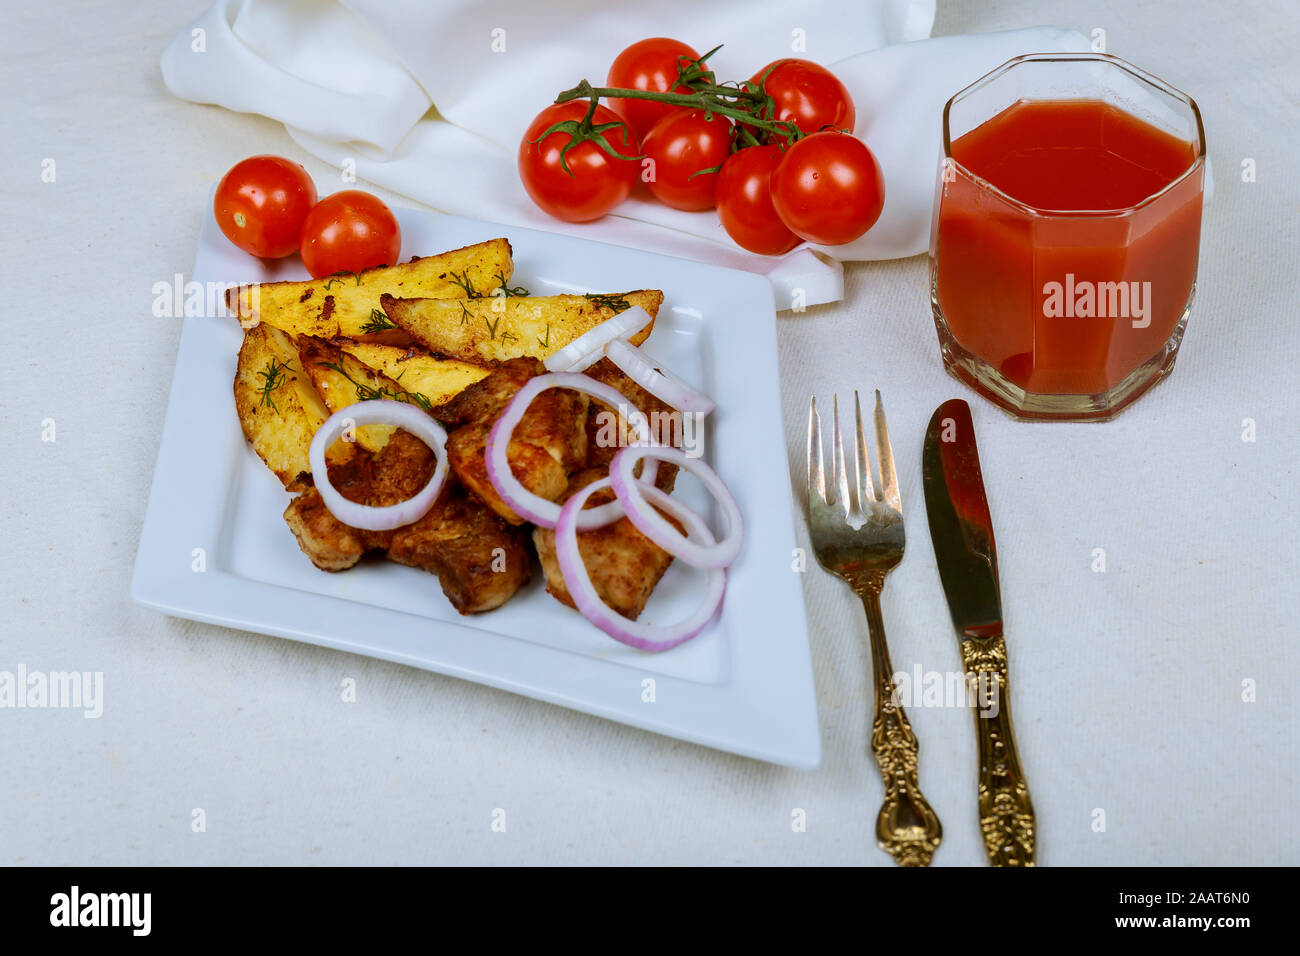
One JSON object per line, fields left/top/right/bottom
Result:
{"left": 151, "top": 273, "right": 244, "bottom": 319}
{"left": 0, "top": 666, "right": 103, "bottom": 718}
{"left": 1043, "top": 272, "right": 1152, "bottom": 328}
{"left": 50, "top": 886, "right": 150, "bottom": 936}
{"left": 890, "top": 664, "right": 1000, "bottom": 717}
{"left": 591, "top": 403, "right": 705, "bottom": 458}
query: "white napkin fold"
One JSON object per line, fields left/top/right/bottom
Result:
{"left": 162, "top": 1, "right": 1091, "bottom": 308}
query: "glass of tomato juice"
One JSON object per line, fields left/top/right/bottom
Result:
{"left": 930, "top": 53, "right": 1206, "bottom": 420}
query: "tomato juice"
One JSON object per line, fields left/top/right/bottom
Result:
{"left": 930, "top": 60, "right": 1205, "bottom": 420}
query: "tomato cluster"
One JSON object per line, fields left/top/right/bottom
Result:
{"left": 214, "top": 155, "right": 401, "bottom": 278}
{"left": 518, "top": 39, "right": 885, "bottom": 254}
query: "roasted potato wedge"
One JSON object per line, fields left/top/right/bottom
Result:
{"left": 234, "top": 324, "right": 337, "bottom": 491}
{"left": 295, "top": 336, "right": 434, "bottom": 454}
{"left": 225, "top": 238, "right": 514, "bottom": 339}
{"left": 334, "top": 340, "right": 490, "bottom": 408}
{"left": 379, "top": 290, "right": 662, "bottom": 366}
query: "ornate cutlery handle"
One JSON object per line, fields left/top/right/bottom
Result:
{"left": 860, "top": 589, "right": 943, "bottom": 867}
{"left": 961, "top": 635, "right": 1036, "bottom": 866}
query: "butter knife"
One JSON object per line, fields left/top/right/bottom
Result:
{"left": 922, "top": 399, "right": 1036, "bottom": 866}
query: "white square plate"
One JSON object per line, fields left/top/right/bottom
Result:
{"left": 132, "top": 196, "right": 821, "bottom": 768}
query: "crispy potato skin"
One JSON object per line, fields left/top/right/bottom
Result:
{"left": 295, "top": 336, "right": 418, "bottom": 453}
{"left": 226, "top": 238, "right": 513, "bottom": 338}
{"left": 234, "top": 323, "right": 332, "bottom": 491}
{"left": 334, "top": 340, "right": 489, "bottom": 407}
{"left": 381, "top": 290, "right": 661, "bottom": 366}
{"left": 297, "top": 336, "right": 409, "bottom": 409}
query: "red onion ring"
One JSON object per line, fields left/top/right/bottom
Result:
{"left": 604, "top": 339, "right": 716, "bottom": 416}
{"left": 308, "top": 400, "right": 449, "bottom": 531}
{"left": 543, "top": 305, "right": 655, "bottom": 373}
{"left": 555, "top": 476, "right": 726, "bottom": 652}
{"left": 485, "top": 372, "right": 658, "bottom": 530}
{"left": 610, "top": 445, "right": 743, "bottom": 569}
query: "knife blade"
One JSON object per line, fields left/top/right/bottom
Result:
{"left": 922, "top": 399, "right": 1036, "bottom": 866}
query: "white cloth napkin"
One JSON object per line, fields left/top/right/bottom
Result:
{"left": 162, "top": 0, "right": 1091, "bottom": 307}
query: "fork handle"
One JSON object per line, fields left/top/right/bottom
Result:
{"left": 860, "top": 588, "right": 943, "bottom": 867}
{"left": 961, "top": 635, "right": 1036, "bottom": 866}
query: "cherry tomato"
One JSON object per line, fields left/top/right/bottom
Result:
{"left": 606, "top": 37, "right": 701, "bottom": 140}
{"left": 640, "top": 109, "right": 733, "bottom": 211}
{"left": 214, "top": 155, "right": 317, "bottom": 258}
{"left": 769, "top": 131, "right": 884, "bottom": 245}
{"left": 751, "top": 59, "right": 856, "bottom": 136}
{"left": 298, "top": 190, "right": 401, "bottom": 279}
{"left": 715, "top": 145, "right": 800, "bottom": 255}
{"left": 519, "top": 102, "right": 639, "bottom": 222}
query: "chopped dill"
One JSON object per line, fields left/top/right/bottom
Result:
{"left": 493, "top": 270, "right": 530, "bottom": 297}
{"left": 448, "top": 270, "right": 484, "bottom": 298}
{"left": 256, "top": 358, "right": 293, "bottom": 413}
{"left": 361, "top": 308, "right": 397, "bottom": 334}
{"left": 322, "top": 270, "right": 363, "bottom": 290}
{"left": 319, "top": 360, "right": 433, "bottom": 413}
{"left": 584, "top": 292, "right": 633, "bottom": 312}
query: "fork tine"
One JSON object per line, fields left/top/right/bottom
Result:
{"left": 807, "top": 396, "right": 826, "bottom": 504}
{"left": 874, "top": 389, "right": 901, "bottom": 510}
{"left": 832, "top": 394, "right": 853, "bottom": 514}
{"left": 854, "top": 390, "right": 877, "bottom": 505}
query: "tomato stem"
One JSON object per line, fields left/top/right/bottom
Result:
{"left": 555, "top": 80, "right": 802, "bottom": 147}
{"left": 529, "top": 94, "right": 641, "bottom": 176}
{"left": 543, "top": 44, "right": 803, "bottom": 175}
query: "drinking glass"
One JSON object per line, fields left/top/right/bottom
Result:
{"left": 930, "top": 53, "right": 1206, "bottom": 421}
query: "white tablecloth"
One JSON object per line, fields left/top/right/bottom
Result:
{"left": 1, "top": 0, "right": 1296, "bottom": 865}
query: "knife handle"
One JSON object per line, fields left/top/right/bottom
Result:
{"left": 960, "top": 635, "right": 1036, "bottom": 866}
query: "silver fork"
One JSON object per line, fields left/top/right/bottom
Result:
{"left": 807, "top": 390, "right": 942, "bottom": 867}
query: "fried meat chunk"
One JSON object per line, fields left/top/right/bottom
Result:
{"left": 283, "top": 429, "right": 531, "bottom": 613}
{"left": 531, "top": 468, "right": 678, "bottom": 620}
{"left": 580, "top": 358, "right": 681, "bottom": 489}
{"left": 433, "top": 357, "right": 587, "bottom": 524}
{"left": 388, "top": 483, "right": 532, "bottom": 613}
